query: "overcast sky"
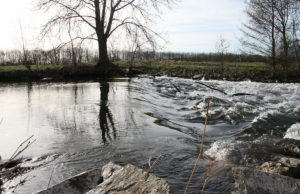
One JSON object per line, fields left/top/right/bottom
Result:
{"left": 0, "top": 0, "right": 246, "bottom": 53}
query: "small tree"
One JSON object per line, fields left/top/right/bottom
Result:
{"left": 0, "top": 51, "right": 5, "bottom": 65}
{"left": 67, "top": 20, "right": 77, "bottom": 67}
{"left": 274, "top": 0, "right": 295, "bottom": 74}
{"left": 127, "top": 28, "right": 149, "bottom": 75}
{"left": 291, "top": 17, "right": 300, "bottom": 69}
{"left": 19, "top": 22, "right": 31, "bottom": 71}
{"left": 215, "top": 36, "right": 230, "bottom": 72}
{"left": 242, "top": 0, "right": 300, "bottom": 76}
{"left": 241, "top": 0, "right": 278, "bottom": 75}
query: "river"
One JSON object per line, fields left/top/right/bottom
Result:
{"left": 0, "top": 76, "right": 299, "bottom": 193}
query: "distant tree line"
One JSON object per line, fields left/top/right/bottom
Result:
{"left": 0, "top": 48, "right": 96, "bottom": 66}
{"left": 0, "top": 47, "right": 272, "bottom": 66}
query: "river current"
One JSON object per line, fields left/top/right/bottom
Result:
{"left": 0, "top": 76, "right": 299, "bottom": 193}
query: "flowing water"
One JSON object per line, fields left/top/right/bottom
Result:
{"left": 0, "top": 76, "right": 300, "bottom": 193}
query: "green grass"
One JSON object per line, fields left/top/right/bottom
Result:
{"left": 31, "top": 64, "right": 64, "bottom": 71}
{"left": 0, "top": 61, "right": 270, "bottom": 73}
{"left": 115, "top": 60, "right": 299, "bottom": 82}
{"left": 0, "top": 60, "right": 299, "bottom": 82}
{"left": 0, "top": 65, "right": 29, "bottom": 72}
{"left": 115, "top": 60, "right": 270, "bottom": 70}
{"left": 0, "top": 64, "right": 64, "bottom": 72}
{"left": 115, "top": 60, "right": 272, "bottom": 75}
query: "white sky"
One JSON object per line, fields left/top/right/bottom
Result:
{"left": 0, "top": 0, "right": 246, "bottom": 52}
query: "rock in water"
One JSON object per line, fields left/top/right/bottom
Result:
{"left": 256, "top": 157, "right": 300, "bottom": 178}
{"left": 86, "top": 162, "right": 171, "bottom": 194}
{"left": 275, "top": 139, "right": 300, "bottom": 157}
{"left": 256, "top": 161, "right": 290, "bottom": 176}
{"left": 37, "top": 162, "right": 171, "bottom": 194}
{"left": 36, "top": 168, "right": 102, "bottom": 194}
{"left": 192, "top": 74, "right": 202, "bottom": 80}
{"left": 232, "top": 167, "right": 300, "bottom": 194}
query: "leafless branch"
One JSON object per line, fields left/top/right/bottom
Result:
{"left": 2, "top": 135, "right": 36, "bottom": 169}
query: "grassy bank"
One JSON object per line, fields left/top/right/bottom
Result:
{"left": 0, "top": 60, "right": 299, "bottom": 82}
{"left": 0, "top": 63, "right": 123, "bottom": 82}
{"left": 117, "top": 60, "right": 300, "bottom": 82}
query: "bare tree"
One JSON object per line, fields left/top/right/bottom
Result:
{"left": 108, "top": 36, "right": 121, "bottom": 62}
{"left": 19, "top": 22, "right": 32, "bottom": 71}
{"left": 37, "top": 0, "right": 176, "bottom": 72}
{"left": 126, "top": 26, "right": 152, "bottom": 74}
{"left": 67, "top": 20, "right": 77, "bottom": 67}
{"left": 241, "top": 0, "right": 278, "bottom": 74}
{"left": 291, "top": 7, "right": 300, "bottom": 69}
{"left": 274, "top": 0, "right": 295, "bottom": 74}
{"left": 0, "top": 51, "right": 5, "bottom": 64}
{"left": 215, "top": 36, "right": 230, "bottom": 72}
{"left": 242, "top": 0, "right": 300, "bottom": 76}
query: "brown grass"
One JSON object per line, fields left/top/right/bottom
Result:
{"left": 184, "top": 100, "right": 210, "bottom": 194}
{"left": 0, "top": 135, "right": 36, "bottom": 192}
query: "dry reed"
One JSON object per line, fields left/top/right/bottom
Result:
{"left": 0, "top": 135, "right": 36, "bottom": 192}
{"left": 184, "top": 100, "right": 210, "bottom": 194}
{"left": 148, "top": 154, "right": 162, "bottom": 173}
{"left": 2, "top": 135, "right": 36, "bottom": 169}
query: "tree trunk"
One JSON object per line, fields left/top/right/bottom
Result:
{"left": 221, "top": 53, "right": 224, "bottom": 73}
{"left": 129, "top": 54, "right": 134, "bottom": 76}
{"left": 282, "top": 35, "right": 289, "bottom": 78}
{"left": 71, "top": 44, "right": 77, "bottom": 67}
{"left": 94, "top": 0, "right": 111, "bottom": 71}
{"left": 271, "top": 0, "right": 276, "bottom": 78}
{"left": 97, "top": 37, "right": 110, "bottom": 68}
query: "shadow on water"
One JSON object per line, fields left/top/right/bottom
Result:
{"left": 99, "top": 82, "right": 116, "bottom": 144}
{"left": 27, "top": 82, "right": 32, "bottom": 133}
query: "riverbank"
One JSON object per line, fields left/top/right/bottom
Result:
{"left": 118, "top": 60, "right": 300, "bottom": 83}
{"left": 0, "top": 63, "right": 124, "bottom": 82}
{"left": 0, "top": 60, "right": 300, "bottom": 83}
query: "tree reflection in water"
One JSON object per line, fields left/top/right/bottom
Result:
{"left": 99, "top": 82, "right": 116, "bottom": 144}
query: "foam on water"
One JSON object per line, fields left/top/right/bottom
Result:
{"left": 204, "top": 139, "right": 237, "bottom": 161}
{"left": 135, "top": 77, "right": 300, "bottom": 171}
{"left": 251, "top": 109, "right": 278, "bottom": 124}
{"left": 284, "top": 123, "right": 300, "bottom": 140}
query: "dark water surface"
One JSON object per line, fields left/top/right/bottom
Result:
{"left": 0, "top": 76, "right": 299, "bottom": 193}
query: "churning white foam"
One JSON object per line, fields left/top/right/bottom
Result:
{"left": 204, "top": 139, "right": 236, "bottom": 161}
{"left": 284, "top": 123, "right": 300, "bottom": 140}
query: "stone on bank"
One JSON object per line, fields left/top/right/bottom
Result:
{"left": 37, "top": 168, "right": 102, "bottom": 194}
{"left": 232, "top": 167, "right": 300, "bottom": 194}
{"left": 37, "top": 162, "right": 171, "bottom": 194}
{"left": 87, "top": 162, "right": 171, "bottom": 194}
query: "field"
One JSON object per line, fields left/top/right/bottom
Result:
{"left": 0, "top": 60, "right": 299, "bottom": 82}
{"left": 116, "top": 60, "right": 299, "bottom": 82}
